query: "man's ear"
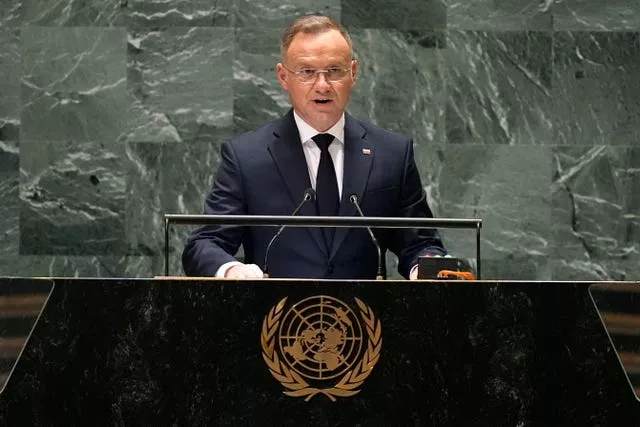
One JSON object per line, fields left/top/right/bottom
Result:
{"left": 350, "top": 59, "right": 358, "bottom": 82}
{"left": 276, "top": 63, "right": 288, "bottom": 90}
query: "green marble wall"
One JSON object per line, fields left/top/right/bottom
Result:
{"left": 0, "top": 1, "right": 638, "bottom": 280}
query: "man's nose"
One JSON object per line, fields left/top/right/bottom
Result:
{"left": 314, "top": 71, "right": 331, "bottom": 87}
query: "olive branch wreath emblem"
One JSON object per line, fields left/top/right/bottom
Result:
{"left": 260, "top": 296, "right": 382, "bottom": 402}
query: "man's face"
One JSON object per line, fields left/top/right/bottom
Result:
{"left": 277, "top": 29, "right": 357, "bottom": 132}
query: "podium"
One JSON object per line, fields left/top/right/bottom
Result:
{"left": 1, "top": 277, "right": 639, "bottom": 425}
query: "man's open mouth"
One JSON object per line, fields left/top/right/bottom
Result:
{"left": 314, "top": 99, "right": 332, "bottom": 104}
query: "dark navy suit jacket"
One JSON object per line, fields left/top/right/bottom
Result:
{"left": 182, "top": 110, "right": 446, "bottom": 279}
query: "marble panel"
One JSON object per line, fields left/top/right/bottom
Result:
{"left": 551, "top": 259, "right": 640, "bottom": 281}
{"left": 19, "top": 140, "right": 128, "bottom": 255}
{"left": 234, "top": 0, "right": 339, "bottom": 28}
{"left": 233, "top": 28, "right": 290, "bottom": 135}
{"left": 553, "top": 32, "right": 640, "bottom": 145}
{"left": 417, "top": 145, "right": 552, "bottom": 261}
{"left": 554, "top": 0, "right": 640, "bottom": 31}
{"left": 128, "top": 0, "right": 232, "bottom": 27}
{"left": 21, "top": 0, "right": 125, "bottom": 26}
{"left": 0, "top": 0, "right": 20, "bottom": 27}
{"left": 445, "top": 30, "right": 553, "bottom": 144}
{"left": 342, "top": 0, "right": 446, "bottom": 30}
{"left": 124, "top": 27, "right": 234, "bottom": 144}
{"left": 447, "top": 0, "right": 553, "bottom": 30}
{"left": 348, "top": 29, "right": 446, "bottom": 146}
{"left": 0, "top": 255, "right": 154, "bottom": 278}
{"left": 1, "top": 0, "right": 638, "bottom": 284}
{"left": 0, "top": 142, "right": 19, "bottom": 263}
{"left": 482, "top": 256, "right": 551, "bottom": 281}
{"left": 0, "top": 28, "right": 20, "bottom": 142}
{"left": 20, "top": 27, "right": 128, "bottom": 143}
{"left": 551, "top": 146, "right": 640, "bottom": 265}
{"left": 125, "top": 141, "right": 222, "bottom": 275}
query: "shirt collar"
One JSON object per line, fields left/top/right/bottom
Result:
{"left": 293, "top": 110, "right": 345, "bottom": 146}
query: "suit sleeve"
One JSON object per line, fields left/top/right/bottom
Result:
{"left": 388, "top": 139, "right": 447, "bottom": 278}
{"left": 182, "top": 142, "right": 246, "bottom": 276}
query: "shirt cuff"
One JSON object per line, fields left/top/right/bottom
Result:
{"left": 216, "top": 261, "right": 243, "bottom": 278}
{"left": 409, "top": 264, "right": 419, "bottom": 280}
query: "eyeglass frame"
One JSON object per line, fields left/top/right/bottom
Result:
{"left": 280, "top": 62, "right": 355, "bottom": 83}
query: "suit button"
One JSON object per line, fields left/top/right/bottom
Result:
{"left": 327, "top": 264, "right": 335, "bottom": 275}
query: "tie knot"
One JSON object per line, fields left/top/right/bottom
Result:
{"left": 313, "top": 133, "right": 334, "bottom": 152}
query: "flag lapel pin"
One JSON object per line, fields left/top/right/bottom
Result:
{"left": 362, "top": 148, "right": 372, "bottom": 155}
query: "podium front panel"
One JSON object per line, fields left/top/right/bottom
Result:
{"left": 0, "top": 278, "right": 638, "bottom": 426}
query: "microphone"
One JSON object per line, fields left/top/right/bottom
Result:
{"left": 263, "top": 188, "right": 316, "bottom": 278}
{"left": 349, "top": 194, "right": 384, "bottom": 280}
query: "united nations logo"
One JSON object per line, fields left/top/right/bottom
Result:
{"left": 260, "top": 296, "right": 382, "bottom": 401}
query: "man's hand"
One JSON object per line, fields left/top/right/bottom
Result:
{"left": 225, "top": 263, "right": 264, "bottom": 279}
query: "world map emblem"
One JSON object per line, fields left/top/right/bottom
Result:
{"left": 260, "top": 295, "right": 382, "bottom": 401}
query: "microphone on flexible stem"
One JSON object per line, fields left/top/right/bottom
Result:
{"left": 263, "top": 188, "right": 316, "bottom": 278}
{"left": 349, "top": 194, "right": 384, "bottom": 280}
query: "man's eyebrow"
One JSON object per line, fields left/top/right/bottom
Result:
{"left": 289, "top": 61, "right": 314, "bottom": 68}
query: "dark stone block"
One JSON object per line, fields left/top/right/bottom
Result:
{"left": 0, "top": 278, "right": 638, "bottom": 425}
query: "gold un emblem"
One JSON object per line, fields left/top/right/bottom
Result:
{"left": 261, "top": 295, "right": 382, "bottom": 401}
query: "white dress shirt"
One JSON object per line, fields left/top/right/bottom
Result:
{"left": 293, "top": 110, "right": 345, "bottom": 197}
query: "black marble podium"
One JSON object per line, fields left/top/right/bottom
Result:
{"left": 0, "top": 277, "right": 639, "bottom": 426}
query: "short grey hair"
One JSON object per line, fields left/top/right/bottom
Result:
{"left": 280, "top": 15, "right": 353, "bottom": 60}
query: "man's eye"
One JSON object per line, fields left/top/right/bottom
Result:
{"left": 326, "top": 68, "right": 342, "bottom": 77}
{"left": 298, "top": 69, "right": 316, "bottom": 77}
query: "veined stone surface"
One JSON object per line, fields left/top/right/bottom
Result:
{"left": 0, "top": 0, "right": 638, "bottom": 280}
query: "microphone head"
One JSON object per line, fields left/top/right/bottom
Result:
{"left": 305, "top": 188, "right": 317, "bottom": 202}
{"left": 349, "top": 194, "right": 358, "bottom": 204}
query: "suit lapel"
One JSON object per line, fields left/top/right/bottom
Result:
{"left": 330, "top": 114, "right": 373, "bottom": 258}
{"left": 267, "top": 110, "right": 327, "bottom": 256}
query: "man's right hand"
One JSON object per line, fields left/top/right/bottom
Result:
{"left": 225, "top": 263, "right": 264, "bottom": 279}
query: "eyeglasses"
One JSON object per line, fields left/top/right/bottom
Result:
{"left": 282, "top": 64, "right": 352, "bottom": 83}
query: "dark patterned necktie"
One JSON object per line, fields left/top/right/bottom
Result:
{"left": 313, "top": 133, "right": 339, "bottom": 248}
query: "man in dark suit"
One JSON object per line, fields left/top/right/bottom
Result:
{"left": 182, "top": 15, "right": 447, "bottom": 279}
